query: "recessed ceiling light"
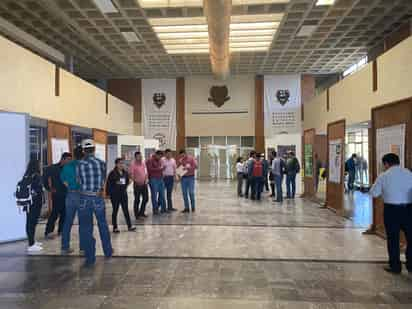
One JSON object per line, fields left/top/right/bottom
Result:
{"left": 121, "top": 32, "right": 140, "bottom": 42}
{"left": 92, "top": 0, "right": 118, "bottom": 13}
{"left": 296, "top": 25, "right": 317, "bottom": 37}
{"left": 316, "top": 0, "right": 335, "bottom": 5}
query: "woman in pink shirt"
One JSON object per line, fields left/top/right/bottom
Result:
{"left": 128, "top": 151, "right": 148, "bottom": 219}
{"left": 177, "top": 149, "right": 198, "bottom": 213}
{"left": 163, "top": 149, "right": 177, "bottom": 211}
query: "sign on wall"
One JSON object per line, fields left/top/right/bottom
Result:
{"left": 376, "top": 124, "right": 405, "bottom": 174}
{"left": 264, "top": 75, "right": 301, "bottom": 136}
{"left": 51, "top": 138, "right": 69, "bottom": 164}
{"left": 95, "top": 143, "right": 106, "bottom": 162}
{"left": 328, "top": 139, "right": 342, "bottom": 184}
{"left": 142, "top": 79, "right": 176, "bottom": 150}
{"left": 304, "top": 144, "right": 313, "bottom": 177}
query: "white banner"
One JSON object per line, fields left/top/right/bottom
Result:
{"left": 51, "top": 138, "right": 69, "bottom": 164}
{"left": 95, "top": 143, "right": 106, "bottom": 162}
{"left": 142, "top": 79, "right": 176, "bottom": 150}
{"left": 264, "top": 75, "right": 301, "bottom": 136}
{"left": 329, "top": 139, "right": 342, "bottom": 184}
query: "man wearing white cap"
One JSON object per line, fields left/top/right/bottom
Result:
{"left": 76, "top": 139, "right": 113, "bottom": 266}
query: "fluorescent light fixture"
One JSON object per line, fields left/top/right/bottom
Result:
{"left": 316, "top": 0, "right": 335, "bottom": 5}
{"left": 92, "top": 0, "right": 118, "bottom": 13}
{"left": 296, "top": 25, "right": 317, "bottom": 37}
{"left": 139, "top": 0, "right": 289, "bottom": 8}
{"left": 149, "top": 14, "right": 282, "bottom": 54}
{"left": 121, "top": 31, "right": 141, "bottom": 42}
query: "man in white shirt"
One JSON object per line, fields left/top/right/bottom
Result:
{"left": 163, "top": 149, "right": 177, "bottom": 212}
{"left": 370, "top": 153, "right": 412, "bottom": 274}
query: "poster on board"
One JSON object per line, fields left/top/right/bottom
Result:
{"left": 51, "top": 138, "right": 69, "bottom": 164}
{"left": 328, "top": 139, "right": 342, "bottom": 184}
{"left": 304, "top": 144, "right": 313, "bottom": 177}
{"left": 95, "top": 143, "right": 106, "bottom": 162}
{"left": 277, "top": 145, "right": 296, "bottom": 158}
{"left": 376, "top": 124, "right": 405, "bottom": 174}
{"left": 121, "top": 145, "right": 141, "bottom": 169}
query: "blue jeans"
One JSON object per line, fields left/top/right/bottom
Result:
{"left": 164, "top": 176, "right": 174, "bottom": 210}
{"left": 149, "top": 178, "right": 166, "bottom": 212}
{"left": 78, "top": 195, "right": 112, "bottom": 265}
{"left": 254, "top": 176, "right": 264, "bottom": 200}
{"left": 286, "top": 174, "right": 297, "bottom": 198}
{"left": 274, "top": 174, "right": 283, "bottom": 202}
{"left": 181, "top": 176, "right": 195, "bottom": 210}
{"left": 61, "top": 192, "right": 83, "bottom": 250}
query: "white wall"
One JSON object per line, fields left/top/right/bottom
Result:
{"left": 0, "top": 35, "right": 135, "bottom": 135}
{"left": 266, "top": 134, "right": 302, "bottom": 195}
{"left": 185, "top": 75, "right": 255, "bottom": 136}
{"left": 0, "top": 112, "right": 29, "bottom": 243}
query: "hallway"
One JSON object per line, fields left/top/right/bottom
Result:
{"left": 0, "top": 181, "right": 411, "bottom": 308}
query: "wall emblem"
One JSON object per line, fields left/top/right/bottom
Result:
{"left": 276, "top": 89, "right": 290, "bottom": 106}
{"left": 153, "top": 93, "right": 166, "bottom": 109}
{"left": 208, "top": 85, "right": 230, "bottom": 108}
{"left": 153, "top": 133, "right": 167, "bottom": 148}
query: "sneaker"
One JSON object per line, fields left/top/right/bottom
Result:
{"left": 181, "top": 209, "right": 190, "bottom": 213}
{"left": 383, "top": 266, "right": 401, "bottom": 274}
{"left": 191, "top": 208, "right": 196, "bottom": 212}
{"left": 61, "top": 248, "right": 74, "bottom": 255}
{"left": 113, "top": 228, "right": 120, "bottom": 233}
{"left": 34, "top": 242, "right": 43, "bottom": 247}
{"left": 128, "top": 227, "right": 136, "bottom": 232}
{"left": 168, "top": 208, "right": 178, "bottom": 212}
{"left": 27, "top": 244, "right": 43, "bottom": 253}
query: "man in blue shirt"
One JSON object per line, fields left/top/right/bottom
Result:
{"left": 77, "top": 139, "right": 112, "bottom": 266}
{"left": 370, "top": 153, "right": 412, "bottom": 274}
{"left": 60, "top": 146, "right": 84, "bottom": 255}
{"left": 345, "top": 153, "right": 357, "bottom": 192}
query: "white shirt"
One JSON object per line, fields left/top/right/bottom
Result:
{"left": 370, "top": 166, "right": 412, "bottom": 205}
{"left": 236, "top": 162, "right": 244, "bottom": 173}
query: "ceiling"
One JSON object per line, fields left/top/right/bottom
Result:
{"left": 0, "top": 0, "right": 411, "bottom": 79}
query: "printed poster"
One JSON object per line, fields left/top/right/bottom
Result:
{"left": 95, "top": 143, "right": 106, "bottom": 162}
{"left": 304, "top": 144, "right": 313, "bottom": 177}
{"left": 142, "top": 79, "right": 176, "bottom": 150}
{"left": 264, "top": 75, "right": 302, "bottom": 136}
{"left": 328, "top": 139, "right": 342, "bottom": 184}
{"left": 51, "top": 138, "right": 69, "bottom": 164}
{"left": 376, "top": 124, "right": 405, "bottom": 174}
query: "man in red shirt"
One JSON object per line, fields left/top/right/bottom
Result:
{"left": 146, "top": 150, "right": 167, "bottom": 215}
{"left": 177, "top": 149, "right": 198, "bottom": 213}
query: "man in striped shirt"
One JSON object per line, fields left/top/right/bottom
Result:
{"left": 77, "top": 139, "right": 112, "bottom": 266}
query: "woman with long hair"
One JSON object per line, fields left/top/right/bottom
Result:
{"left": 24, "top": 159, "right": 44, "bottom": 253}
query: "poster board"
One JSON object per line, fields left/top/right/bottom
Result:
{"left": 328, "top": 139, "right": 342, "bottom": 184}
{"left": 376, "top": 124, "right": 405, "bottom": 174}
{"left": 51, "top": 138, "right": 69, "bottom": 164}
{"left": 304, "top": 144, "right": 313, "bottom": 177}
{"left": 0, "top": 112, "right": 29, "bottom": 243}
{"left": 95, "top": 143, "right": 106, "bottom": 162}
{"left": 277, "top": 145, "right": 296, "bottom": 158}
{"left": 121, "top": 145, "right": 141, "bottom": 168}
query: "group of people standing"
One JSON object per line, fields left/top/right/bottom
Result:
{"left": 236, "top": 150, "right": 300, "bottom": 202}
{"left": 21, "top": 140, "right": 197, "bottom": 267}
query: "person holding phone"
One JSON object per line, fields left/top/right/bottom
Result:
{"left": 177, "top": 149, "right": 198, "bottom": 213}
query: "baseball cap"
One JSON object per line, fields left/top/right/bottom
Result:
{"left": 81, "top": 139, "right": 95, "bottom": 149}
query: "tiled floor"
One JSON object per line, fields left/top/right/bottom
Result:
{"left": 0, "top": 180, "right": 411, "bottom": 308}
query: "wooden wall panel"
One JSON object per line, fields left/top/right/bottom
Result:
{"left": 93, "top": 129, "right": 108, "bottom": 145}
{"left": 314, "top": 134, "right": 327, "bottom": 164}
{"left": 255, "top": 75, "right": 264, "bottom": 153}
{"left": 301, "top": 75, "right": 315, "bottom": 121}
{"left": 303, "top": 128, "right": 316, "bottom": 198}
{"left": 107, "top": 79, "right": 141, "bottom": 123}
{"left": 176, "top": 77, "right": 185, "bottom": 152}
{"left": 326, "top": 120, "right": 345, "bottom": 214}
{"left": 371, "top": 98, "right": 412, "bottom": 237}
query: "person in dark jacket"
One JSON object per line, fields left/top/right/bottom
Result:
{"left": 106, "top": 158, "right": 136, "bottom": 233}
{"left": 43, "top": 152, "right": 72, "bottom": 239}
{"left": 285, "top": 151, "right": 300, "bottom": 199}
{"left": 24, "top": 159, "right": 44, "bottom": 253}
{"left": 345, "top": 153, "right": 357, "bottom": 192}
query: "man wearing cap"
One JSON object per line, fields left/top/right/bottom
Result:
{"left": 77, "top": 139, "right": 112, "bottom": 266}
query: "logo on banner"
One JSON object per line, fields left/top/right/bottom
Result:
{"left": 208, "top": 86, "right": 230, "bottom": 108}
{"left": 153, "top": 133, "right": 167, "bottom": 148}
{"left": 276, "top": 89, "right": 290, "bottom": 106}
{"left": 153, "top": 93, "right": 166, "bottom": 109}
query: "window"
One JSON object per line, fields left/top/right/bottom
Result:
{"left": 343, "top": 56, "right": 368, "bottom": 77}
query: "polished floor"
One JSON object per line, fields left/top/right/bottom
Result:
{"left": 0, "top": 180, "right": 411, "bottom": 308}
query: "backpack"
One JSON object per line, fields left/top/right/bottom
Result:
{"left": 252, "top": 160, "right": 263, "bottom": 177}
{"left": 15, "top": 176, "right": 33, "bottom": 212}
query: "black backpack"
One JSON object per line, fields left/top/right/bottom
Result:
{"left": 15, "top": 176, "right": 33, "bottom": 212}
